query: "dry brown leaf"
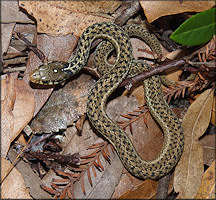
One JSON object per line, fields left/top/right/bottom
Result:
{"left": 1, "top": 1, "right": 35, "bottom": 55}
{"left": 174, "top": 88, "right": 214, "bottom": 199}
{"left": 1, "top": 1, "right": 34, "bottom": 23}
{"left": 140, "top": 1, "right": 215, "bottom": 23}
{"left": 200, "top": 134, "right": 216, "bottom": 166}
{"left": 30, "top": 74, "right": 94, "bottom": 133}
{"left": 132, "top": 111, "right": 163, "bottom": 161}
{"left": 1, "top": 76, "right": 35, "bottom": 157}
{"left": 1, "top": 23, "right": 15, "bottom": 55}
{"left": 117, "top": 179, "right": 158, "bottom": 199}
{"left": 1, "top": 76, "right": 15, "bottom": 158}
{"left": 195, "top": 161, "right": 215, "bottom": 199}
{"left": 116, "top": 173, "right": 174, "bottom": 199}
{"left": 19, "top": 1, "right": 121, "bottom": 36}
{"left": 1, "top": 157, "right": 32, "bottom": 199}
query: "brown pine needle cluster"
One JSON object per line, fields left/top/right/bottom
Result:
{"left": 164, "top": 79, "right": 211, "bottom": 103}
{"left": 41, "top": 141, "right": 114, "bottom": 199}
{"left": 117, "top": 106, "right": 149, "bottom": 132}
{"left": 164, "top": 37, "right": 215, "bottom": 103}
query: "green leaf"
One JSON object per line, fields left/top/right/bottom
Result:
{"left": 170, "top": 8, "right": 216, "bottom": 46}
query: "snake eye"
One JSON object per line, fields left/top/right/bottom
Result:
{"left": 53, "top": 69, "right": 58, "bottom": 73}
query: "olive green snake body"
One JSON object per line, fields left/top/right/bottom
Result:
{"left": 29, "top": 22, "right": 184, "bottom": 179}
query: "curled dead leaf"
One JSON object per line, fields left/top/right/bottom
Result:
{"left": 174, "top": 88, "right": 214, "bottom": 199}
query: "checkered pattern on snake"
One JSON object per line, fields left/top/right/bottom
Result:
{"left": 29, "top": 22, "right": 184, "bottom": 179}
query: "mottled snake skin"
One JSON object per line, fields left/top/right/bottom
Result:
{"left": 29, "top": 22, "right": 184, "bottom": 179}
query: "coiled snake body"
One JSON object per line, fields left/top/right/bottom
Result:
{"left": 30, "top": 22, "right": 184, "bottom": 179}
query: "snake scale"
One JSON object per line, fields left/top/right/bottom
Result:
{"left": 29, "top": 22, "right": 184, "bottom": 179}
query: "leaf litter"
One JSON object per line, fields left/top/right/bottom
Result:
{"left": 1, "top": 1, "right": 215, "bottom": 199}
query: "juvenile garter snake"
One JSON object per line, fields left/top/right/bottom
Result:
{"left": 29, "top": 22, "right": 184, "bottom": 179}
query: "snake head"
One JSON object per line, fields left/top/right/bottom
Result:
{"left": 29, "top": 62, "right": 71, "bottom": 85}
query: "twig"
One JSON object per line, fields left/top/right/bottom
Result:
{"left": 114, "top": 1, "right": 141, "bottom": 26}
{"left": 3, "top": 66, "right": 26, "bottom": 73}
{"left": 187, "top": 61, "right": 215, "bottom": 67}
{"left": 24, "top": 151, "right": 80, "bottom": 166}
{"left": 82, "top": 66, "right": 101, "bottom": 79}
{"left": 12, "top": 31, "right": 46, "bottom": 62}
{"left": 1, "top": 132, "right": 34, "bottom": 184}
{"left": 23, "top": 133, "right": 53, "bottom": 153}
{"left": 120, "top": 58, "right": 187, "bottom": 87}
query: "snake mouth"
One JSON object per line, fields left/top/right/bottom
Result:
{"left": 29, "top": 69, "right": 55, "bottom": 85}
{"left": 29, "top": 69, "right": 41, "bottom": 83}
{"left": 29, "top": 69, "right": 65, "bottom": 85}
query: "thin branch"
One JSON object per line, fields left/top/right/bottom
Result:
{"left": 114, "top": 1, "right": 141, "bottom": 26}
{"left": 187, "top": 61, "right": 215, "bottom": 67}
{"left": 120, "top": 58, "right": 187, "bottom": 87}
{"left": 12, "top": 31, "right": 46, "bottom": 62}
{"left": 3, "top": 66, "right": 26, "bottom": 73}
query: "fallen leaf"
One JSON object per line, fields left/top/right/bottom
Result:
{"left": 1, "top": 1, "right": 35, "bottom": 56}
{"left": 1, "top": 23, "right": 15, "bottom": 54}
{"left": 140, "top": 1, "right": 215, "bottom": 23}
{"left": 19, "top": 1, "right": 121, "bottom": 36}
{"left": 117, "top": 179, "right": 158, "bottom": 199}
{"left": 1, "top": 157, "right": 32, "bottom": 199}
{"left": 131, "top": 111, "right": 163, "bottom": 161}
{"left": 195, "top": 160, "right": 215, "bottom": 199}
{"left": 174, "top": 88, "right": 214, "bottom": 199}
{"left": 1, "top": 76, "right": 15, "bottom": 158}
{"left": 115, "top": 172, "right": 175, "bottom": 199}
{"left": 200, "top": 134, "right": 216, "bottom": 166}
{"left": 30, "top": 74, "right": 95, "bottom": 133}
{"left": 1, "top": 1, "right": 34, "bottom": 23}
{"left": 1, "top": 75, "right": 35, "bottom": 157}
{"left": 112, "top": 173, "right": 137, "bottom": 199}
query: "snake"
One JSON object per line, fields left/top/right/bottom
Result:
{"left": 29, "top": 22, "right": 184, "bottom": 179}
{"left": 94, "top": 24, "right": 177, "bottom": 86}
